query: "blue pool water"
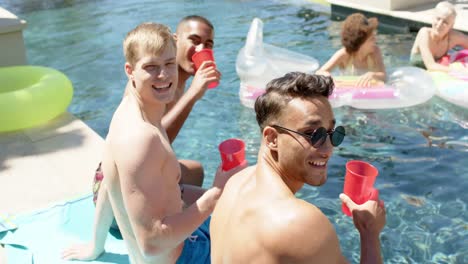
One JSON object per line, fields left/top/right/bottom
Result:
{"left": 5, "top": 0, "right": 468, "bottom": 262}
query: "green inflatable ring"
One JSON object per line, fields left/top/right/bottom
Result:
{"left": 0, "top": 66, "right": 73, "bottom": 132}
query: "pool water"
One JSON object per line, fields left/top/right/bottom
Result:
{"left": 6, "top": 0, "right": 468, "bottom": 262}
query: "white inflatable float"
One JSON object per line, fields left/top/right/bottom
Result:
{"left": 236, "top": 18, "right": 319, "bottom": 108}
{"left": 427, "top": 50, "right": 468, "bottom": 109}
{"left": 430, "top": 71, "right": 468, "bottom": 109}
{"left": 330, "top": 66, "right": 437, "bottom": 109}
{"left": 236, "top": 18, "right": 436, "bottom": 110}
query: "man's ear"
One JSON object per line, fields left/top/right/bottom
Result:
{"left": 124, "top": 62, "right": 133, "bottom": 80}
{"left": 263, "top": 126, "right": 278, "bottom": 151}
{"left": 124, "top": 62, "right": 136, "bottom": 88}
{"left": 173, "top": 33, "right": 178, "bottom": 42}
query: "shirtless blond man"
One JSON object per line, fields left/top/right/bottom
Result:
{"left": 211, "top": 72, "right": 386, "bottom": 264}
{"left": 410, "top": 1, "right": 468, "bottom": 72}
{"left": 63, "top": 22, "right": 240, "bottom": 264}
{"left": 119, "top": 15, "right": 220, "bottom": 187}
{"left": 90, "top": 15, "right": 220, "bottom": 232}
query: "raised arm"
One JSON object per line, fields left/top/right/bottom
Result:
{"left": 340, "top": 193, "right": 386, "bottom": 264}
{"left": 113, "top": 127, "right": 219, "bottom": 258}
{"left": 162, "top": 60, "right": 220, "bottom": 143}
{"left": 62, "top": 180, "right": 115, "bottom": 260}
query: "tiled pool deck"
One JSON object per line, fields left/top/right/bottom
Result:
{"left": 0, "top": 112, "right": 103, "bottom": 216}
{"left": 0, "top": 113, "right": 103, "bottom": 263}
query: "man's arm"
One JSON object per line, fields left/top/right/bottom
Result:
{"left": 163, "top": 61, "right": 220, "bottom": 143}
{"left": 62, "top": 181, "right": 115, "bottom": 260}
{"left": 360, "top": 232, "right": 382, "bottom": 264}
{"left": 340, "top": 193, "right": 386, "bottom": 264}
{"left": 113, "top": 126, "right": 220, "bottom": 258}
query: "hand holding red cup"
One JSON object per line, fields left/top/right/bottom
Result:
{"left": 191, "top": 49, "right": 219, "bottom": 89}
{"left": 342, "top": 160, "right": 379, "bottom": 217}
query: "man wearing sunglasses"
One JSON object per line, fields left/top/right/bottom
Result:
{"left": 210, "top": 72, "right": 386, "bottom": 263}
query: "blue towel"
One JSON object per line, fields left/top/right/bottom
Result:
{"left": 0, "top": 195, "right": 129, "bottom": 264}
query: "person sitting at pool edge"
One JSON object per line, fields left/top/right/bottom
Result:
{"left": 62, "top": 22, "right": 243, "bottom": 263}
{"left": 91, "top": 15, "right": 220, "bottom": 230}
{"left": 94, "top": 14, "right": 220, "bottom": 192}
{"left": 210, "top": 72, "right": 386, "bottom": 264}
{"left": 410, "top": 1, "right": 468, "bottom": 72}
{"left": 316, "top": 13, "right": 386, "bottom": 87}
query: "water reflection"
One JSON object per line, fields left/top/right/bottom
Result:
{"left": 1, "top": 0, "right": 100, "bottom": 14}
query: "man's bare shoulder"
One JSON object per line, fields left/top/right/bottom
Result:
{"left": 263, "top": 198, "right": 333, "bottom": 238}
{"left": 111, "top": 121, "right": 160, "bottom": 150}
{"left": 260, "top": 198, "right": 345, "bottom": 263}
{"left": 108, "top": 112, "right": 166, "bottom": 171}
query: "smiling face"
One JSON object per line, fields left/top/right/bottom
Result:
{"left": 175, "top": 20, "right": 214, "bottom": 75}
{"left": 274, "top": 96, "right": 336, "bottom": 187}
{"left": 125, "top": 44, "right": 178, "bottom": 105}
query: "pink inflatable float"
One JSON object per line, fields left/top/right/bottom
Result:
{"left": 329, "top": 67, "right": 436, "bottom": 109}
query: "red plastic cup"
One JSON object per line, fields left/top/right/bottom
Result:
{"left": 219, "top": 138, "right": 247, "bottom": 171}
{"left": 191, "top": 49, "right": 218, "bottom": 89}
{"left": 342, "top": 160, "right": 379, "bottom": 217}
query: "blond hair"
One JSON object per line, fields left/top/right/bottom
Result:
{"left": 435, "top": 1, "right": 457, "bottom": 18}
{"left": 123, "top": 22, "right": 176, "bottom": 67}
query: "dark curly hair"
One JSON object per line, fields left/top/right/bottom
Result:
{"left": 254, "top": 72, "right": 334, "bottom": 131}
{"left": 341, "top": 13, "right": 378, "bottom": 54}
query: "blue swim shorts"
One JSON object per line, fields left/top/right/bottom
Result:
{"left": 176, "top": 217, "right": 211, "bottom": 264}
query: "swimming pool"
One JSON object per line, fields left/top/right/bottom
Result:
{"left": 6, "top": 0, "right": 467, "bottom": 262}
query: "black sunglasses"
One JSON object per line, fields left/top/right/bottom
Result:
{"left": 271, "top": 125, "right": 345, "bottom": 147}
